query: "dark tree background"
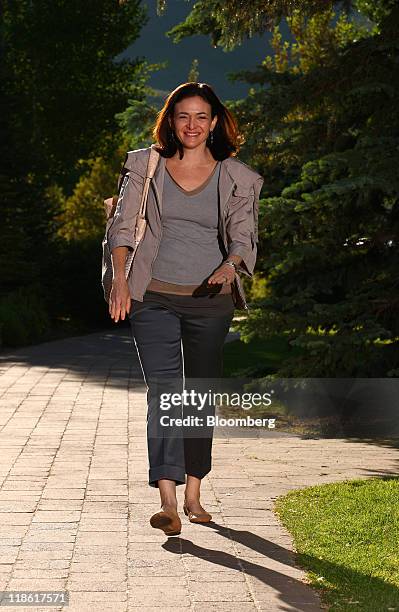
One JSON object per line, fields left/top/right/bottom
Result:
{"left": 0, "top": 0, "right": 149, "bottom": 343}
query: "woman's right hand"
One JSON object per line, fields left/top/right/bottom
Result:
{"left": 109, "top": 276, "right": 131, "bottom": 322}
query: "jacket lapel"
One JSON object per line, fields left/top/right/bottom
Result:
{"left": 218, "top": 160, "right": 235, "bottom": 227}
{"left": 150, "top": 153, "right": 165, "bottom": 219}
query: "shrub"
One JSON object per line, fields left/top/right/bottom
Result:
{"left": 0, "top": 286, "right": 50, "bottom": 347}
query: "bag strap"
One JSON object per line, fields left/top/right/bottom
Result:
{"left": 122, "top": 146, "right": 160, "bottom": 279}
{"left": 104, "top": 145, "right": 160, "bottom": 221}
{"left": 136, "top": 145, "right": 160, "bottom": 223}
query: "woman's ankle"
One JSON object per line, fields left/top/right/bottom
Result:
{"left": 158, "top": 478, "right": 177, "bottom": 510}
{"left": 161, "top": 499, "right": 178, "bottom": 511}
{"left": 184, "top": 493, "right": 200, "bottom": 504}
{"left": 185, "top": 475, "right": 201, "bottom": 504}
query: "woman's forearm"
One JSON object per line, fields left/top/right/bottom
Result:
{"left": 111, "top": 246, "right": 129, "bottom": 279}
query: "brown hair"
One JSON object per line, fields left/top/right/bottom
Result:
{"left": 152, "top": 82, "right": 244, "bottom": 160}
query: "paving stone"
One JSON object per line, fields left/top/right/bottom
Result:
{"left": 193, "top": 605, "right": 257, "bottom": 611}
{"left": 191, "top": 581, "right": 252, "bottom": 602}
{"left": 67, "top": 577, "right": 127, "bottom": 591}
{"left": 0, "top": 513, "right": 33, "bottom": 525}
{"left": 37, "top": 501, "right": 83, "bottom": 511}
{"left": 65, "top": 605, "right": 127, "bottom": 612}
{"left": 127, "top": 609, "right": 191, "bottom": 612}
{"left": 12, "top": 568, "right": 69, "bottom": 579}
{"left": 188, "top": 570, "right": 246, "bottom": 582}
{"left": 23, "top": 531, "right": 76, "bottom": 543}
{"left": 6, "top": 578, "right": 67, "bottom": 589}
{"left": 69, "top": 591, "right": 128, "bottom": 602}
{"left": 14, "top": 559, "right": 70, "bottom": 570}
{"left": 125, "top": 585, "right": 190, "bottom": 607}
{"left": 41, "top": 489, "right": 86, "bottom": 499}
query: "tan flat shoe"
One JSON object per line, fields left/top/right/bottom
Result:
{"left": 150, "top": 508, "right": 181, "bottom": 536}
{"left": 183, "top": 502, "right": 212, "bottom": 523}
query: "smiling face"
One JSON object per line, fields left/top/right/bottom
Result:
{"left": 169, "top": 95, "right": 218, "bottom": 151}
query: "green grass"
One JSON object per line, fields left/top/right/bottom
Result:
{"left": 275, "top": 478, "right": 399, "bottom": 611}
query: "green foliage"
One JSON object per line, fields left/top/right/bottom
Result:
{"left": 226, "top": 6, "right": 399, "bottom": 376}
{"left": 55, "top": 59, "right": 168, "bottom": 241}
{"left": 0, "top": 175, "right": 39, "bottom": 296}
{"left": 163, "top": 0, "right": 352, "bottom": 51}
{"left": 223, "top": 334, "right": 302, "bottom": 378}
{"left": 2, "top": 0, "right": 148, "bottom": 189}
{"left": 38, "top": 236, "right": 110, "bottom": 328}
{"left": 115, "top": 61, "right": 166, "bottom": 150}
{"left": 0, "top": 286, "right": 50, "bottom": 347}
{"left": 243, "top": 274, "right": 270, "bottom": 301}
{"left": 56, "top": 136, "right": 130, "bottom": 241}
{"left": 188, "top": 58, "right": 200, "bottom": 83}
{"left": 355, "top": 0, "right": 398, "bottom": 28}
{"left": 1, "top": 1, "right": 151, "bottom": 344}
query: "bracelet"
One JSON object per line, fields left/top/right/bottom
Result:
{"left": 223, "top": 260, "right": 237, "bottom": 272}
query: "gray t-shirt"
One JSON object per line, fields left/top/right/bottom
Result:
{"left": 151, "top": 161, "right": 225, "bottom": 284}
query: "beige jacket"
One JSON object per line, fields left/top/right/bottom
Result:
{"left": 107, "top": 146, "right": 264, "bottom": 310}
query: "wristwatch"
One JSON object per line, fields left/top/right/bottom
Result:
{"left": 223, "top": 259, "right": 238, "bottom": 272}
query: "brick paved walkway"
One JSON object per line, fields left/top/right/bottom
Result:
{"left": 0, "top": 328, "right": 397, "bottom": 611}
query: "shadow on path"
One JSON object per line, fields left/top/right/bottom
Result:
{"left": 0, "top": 327, "right": 240, "bottom": 391}
{"left": 163, "top": 521, "right": 399, "bottom": 611}
{"left": 0, "top": 328, "right": 144, "bottom": 384}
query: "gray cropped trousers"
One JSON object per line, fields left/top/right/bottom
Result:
{"left": 128, "top": 291, "right": 234, "bottom": 488}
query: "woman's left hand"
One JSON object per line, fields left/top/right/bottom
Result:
{"left": 207, "top": 262, "right": 236, "bottom": 286}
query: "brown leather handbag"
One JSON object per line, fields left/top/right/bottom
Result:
{"left": 101, "top": 145, "right": 160, "bottom": 303}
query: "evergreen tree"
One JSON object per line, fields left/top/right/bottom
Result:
{"left": 233, "top": 6, "right": 399, "bottom": 376}
{"left": 2, "top": 0, "right": 148, "bottom": 190}
{"left": 162, "top": 0, "right": 352, "bottom": 50}
{"left": 0, "top": 1, "right": 150, "bottom": 340}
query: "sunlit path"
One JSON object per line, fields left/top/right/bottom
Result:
{"left": 0, "top": 330, "right": 397, "bottom": 610}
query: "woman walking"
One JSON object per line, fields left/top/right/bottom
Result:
{"left": 107, "top": 82, "right": 264, "bottom": 536}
